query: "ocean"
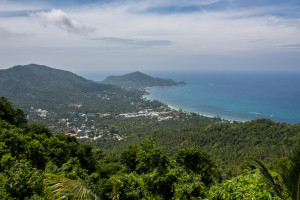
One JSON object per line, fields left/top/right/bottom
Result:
{"left": 144, "top": 71, "right": 300, "bottom": 124}
{"left": 79, "top": 70, "right": 300, "bottom": 124}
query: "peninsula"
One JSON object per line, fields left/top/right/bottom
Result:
{"left": 101, "top": 71, "right": 185, "bottom": 90}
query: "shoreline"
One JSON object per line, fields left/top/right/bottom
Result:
{"left": 143, "top": 87, "right": 300, "bottom": 124}
{"left": 140, "top": 72, "right": 300, "bottom": 124}
{"left": 143, "top": 88, "right": 246, "bottom": 123}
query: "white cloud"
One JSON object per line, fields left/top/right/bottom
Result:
{"left": 91, "top": 37, "right": 172, "bottom": 48}
{"left": 30, "top": 9, "right": 94, "bottom": 36}
{"left": 0, "top": 0, "right": 300, "bottom": 70}
{"left": 0, "top": 27, "right": 28, "bottom": 37}
{"left": 128, "top": 0, "right": 222, "bottom": 10}
{"left": 71, "top": 3, "right": 300, "bottom": 53}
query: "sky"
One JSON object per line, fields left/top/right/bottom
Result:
{"left": 0, "top": 0, "right": 300, "bottom": 73}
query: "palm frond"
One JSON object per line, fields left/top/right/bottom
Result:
{"left": 251, "top": 158, "right": 284, "bottom": 199}
{"left": 44, "top": 173, "right": 100, "bottom": 200}
{"left": 281, "top": 143, "right": 300, "bottom": 200}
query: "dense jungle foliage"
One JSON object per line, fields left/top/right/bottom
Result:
{"left": 0, "top": 97, "right": 299, "bottom": 199}
{"left": 87, "top": 115, "right": 299, "bottom": 177}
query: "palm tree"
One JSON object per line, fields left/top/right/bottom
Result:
{"left": 252, "top": 141, "right": 300, "bottom": 200}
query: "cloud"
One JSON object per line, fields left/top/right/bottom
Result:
{"left": 30, "top": 9, "right": 94, "bottom": 36}
{"left": 278, "top": 44, "right": 300, "bottom": 50}
{"left": 133, "top": 0, "right": 222, "bottom": 8}
{"left": 91, "top": 37, "right": 172, "bottom": 48}
{"left": 0, "top": 27, "right": 28, "bottom": 38}
{"left": 142, "top": 0, "right": 222, "bottom": 14}
{"left": 0, "top": 0, "right": 300, "bottom": 71}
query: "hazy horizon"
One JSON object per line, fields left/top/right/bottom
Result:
{"left": 1, "top": 0, "right": 300, "bottom": 72}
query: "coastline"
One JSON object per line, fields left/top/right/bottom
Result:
{"left": 143, "top": 87, "right": 246, "bottom": 123}
{"left": 141, "top": 71, "right": 300, "bottom": 125}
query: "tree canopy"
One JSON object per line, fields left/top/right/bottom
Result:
{"left": 0, "top": 98, "right": 298, "bottom": 199}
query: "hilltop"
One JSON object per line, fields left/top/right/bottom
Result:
{"left": 102, "top": 71, "right": 185, "bottom": 89}
{"left": 0, "top": 64, "right": 137, "bottom": 108}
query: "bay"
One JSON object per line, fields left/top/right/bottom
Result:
{"left": 144, "top": 71, "right": 300, "bottom": 124}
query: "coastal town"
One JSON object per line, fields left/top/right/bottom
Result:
{"left": 27, "top": 103, "right": 187, "bottom": 142}
{"left": 23, "top": 68, "right": 227, "bottom": 143}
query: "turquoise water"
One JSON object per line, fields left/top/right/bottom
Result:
{"left": 145, "top": 71, "right": 300, "bottom": 124}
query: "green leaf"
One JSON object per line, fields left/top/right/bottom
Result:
{"left": 44, "top": 173, "right": 99, "bottom": 200}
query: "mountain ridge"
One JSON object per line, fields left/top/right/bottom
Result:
{"left": 0, "top": 64, "right": 132, "bottom": 108}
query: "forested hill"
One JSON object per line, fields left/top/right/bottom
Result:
{"left": 102, "top": 71, "right": 184, "bottom": 89}
{"left": 0, "top": 97, "right": 299, "bottom": 199}
{"left": 0, "top": 64, "right": 136, "bottom": 108}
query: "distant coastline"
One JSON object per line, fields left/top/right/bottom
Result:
{"left": 143, "top": 86, "right": 245, "bottom": 123}
{"left": 85, "top": 70, "right": 300, "bottom": 124}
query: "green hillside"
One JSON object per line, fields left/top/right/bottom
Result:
{"left": 0, "top": 97, "right": 298, "bottom": 200}
{"left": 0, "top": 64, "right": 138, "bottom": 108}
{"left": 90, "top": 116, "right": 299, "bottom": 175}
{"left": 102, "top": 71, "right": 184, "bottom": 89}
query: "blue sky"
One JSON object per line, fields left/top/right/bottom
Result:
{"left": 0, "top": 0, "right": 300, "bottom": 73}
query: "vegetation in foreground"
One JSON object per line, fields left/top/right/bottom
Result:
{"left": 0, "top": 97, "right": 299, "bottom": 199}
